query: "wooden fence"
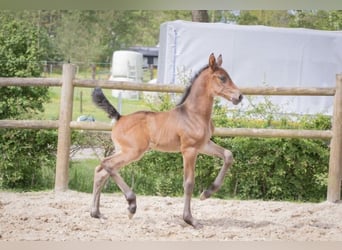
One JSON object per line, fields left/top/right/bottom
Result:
{"left": 0, "top": 64, "right": 341, "bottom": 202}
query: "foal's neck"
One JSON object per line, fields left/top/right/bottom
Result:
{"left": 182, "top": 75, "right": 214, "bottom": 120}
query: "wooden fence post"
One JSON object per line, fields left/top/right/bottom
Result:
{"left": 327, "top": 74, "right": 342, "bottom": 202}
{"left": 55, "top": 64, "right": 76, "bottom": 192}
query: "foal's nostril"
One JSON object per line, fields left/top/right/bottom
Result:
{"left": 232, "top": 93, "right": 243, "bottom": 105}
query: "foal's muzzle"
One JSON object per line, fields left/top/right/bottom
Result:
{"left": 232, "top": 92, "right": 243, "bottom": 105}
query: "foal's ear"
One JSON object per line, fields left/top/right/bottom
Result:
{"left": 217, "top": 54, "right": 222, "bottom": 66}
{"left": 209, "top": 53, "right": 217, "bottom": 71}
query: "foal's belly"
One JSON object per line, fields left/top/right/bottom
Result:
{"left": 148, "top": 133, "right": 181, "bottom": 152}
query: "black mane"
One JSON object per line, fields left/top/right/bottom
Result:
{"left": 177, "top": 65, "right": 209, "bottom": 106}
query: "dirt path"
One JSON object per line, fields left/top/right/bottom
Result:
{"left": 1, "top": 190, "right": 342, "bottom": 241}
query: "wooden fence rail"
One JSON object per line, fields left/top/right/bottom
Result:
{"left": 0, "top": 64, "right": 341, "bottom": 201}
{"left": 1, "top": 77, "right": 336, "bottom": 96}
{"left": 0, "top": 120, "right": 334, "bottom": 140}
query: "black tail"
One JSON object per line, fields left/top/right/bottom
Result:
{"left": 91, "top": 87, "right": 121, "bottom": 120}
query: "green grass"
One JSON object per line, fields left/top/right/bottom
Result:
{"left": 69, "top": 159, "right": 123, "bottom": 193}
{"left": 43, "top": 87, "right": 151, "bottom": 122}
{"left": 69, "top": 159, "right": 99, "bottom": 193}
{"left": 42, "top": 68, "right": 154, "bottom": 121}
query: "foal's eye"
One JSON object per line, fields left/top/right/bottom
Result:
{"left": 218, "top": 75, "right": 227, "bottom": 83}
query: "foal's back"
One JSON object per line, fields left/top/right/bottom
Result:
{"left": 112, "top": 108, "right": 184, "bottom": 153}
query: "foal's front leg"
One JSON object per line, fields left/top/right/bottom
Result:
{"left": 182, "top": 147, "right": 202, "bottom": 229}
{"left": 199, "top": 140, "right": 233, "bottom": 200}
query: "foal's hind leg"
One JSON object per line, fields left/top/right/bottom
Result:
{"left": 109, "top": 165, "right": 137, "bottom": 218}
{"left": 199, "top": 140, "right": 233, "bottom": 200}
{"left": 91, "top": 165, "right": 110, "bottom": 218}
{"left": 91, "top": 150, "right": 144, "bottom": 219}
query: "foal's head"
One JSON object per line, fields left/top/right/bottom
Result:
{"left": 207, "top": 53, "right": 243, "bottom": 105}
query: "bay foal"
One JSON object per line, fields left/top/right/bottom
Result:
{"left": 90, "top": 53, "right": 243, "bottom": 228}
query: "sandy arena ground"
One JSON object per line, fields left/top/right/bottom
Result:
{"left": 1, "top": 190, "right": 342, "bottom": 241}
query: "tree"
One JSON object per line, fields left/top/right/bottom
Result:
{"left": 0, "top": 15, "right": 50, "bottom": 118}
{"left": 54, "top": 10, "right": 192, "bottom": 64}
{"left": 234, "top": 10, "right": 293, "bottom": 26}
{"left": 0, "top": 14, "right": 57, "bottom": 189}
{"left": 229, "top": 10, "right": 342, "bottom": 30}
{"left": 191, "top": 10, "right": 209, "bottom": 22}
{"left": 290, "top": 10, "right": 342, "bottom": 30}
{"left": 54, "top": 10, "right": 105, "bottom": 64}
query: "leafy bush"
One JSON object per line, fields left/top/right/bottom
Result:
{"left": 0, "top": 129, "right": 57, "bottom": 189}
{"left": 71, "top": 130, "right": 114, "bottom": 158}
{"left": 214, "top": 137, "right": 329, "bottom": 201}
{"left": 0, "top": 18, "right": 50, "bottom": 119}
{"left": 211, "top": 97, "right": 331, "bottom": 201}
{"left": 0, "top": 16, "right": 57, "bottom": 190}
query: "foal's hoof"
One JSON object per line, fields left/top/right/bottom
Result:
{"left": 127, "top": 206, "right": 137, "bottom": 219}
{"left": 128, "top": 210, "right": 135, "bottom": 219}
{"left": 185, "top": 219, "right": 203, "bottom": 229}
{"left": 127, "top": 204, "right": 137, "bottom": 219}
{"left": 90, "top": 210, "right": 106, "bottom": 219}
{"left": 192, "top": 221, "right": 204, "bottom": 229}
{"left": 200, "top": 190, "right": 210, "bottom": 200}
{"left": 184, "top": 216, "right": 203, "bottom": 229}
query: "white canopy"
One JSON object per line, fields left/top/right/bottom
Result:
{"left": 157, "top": 21, "right": 342, "bottom": 115}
